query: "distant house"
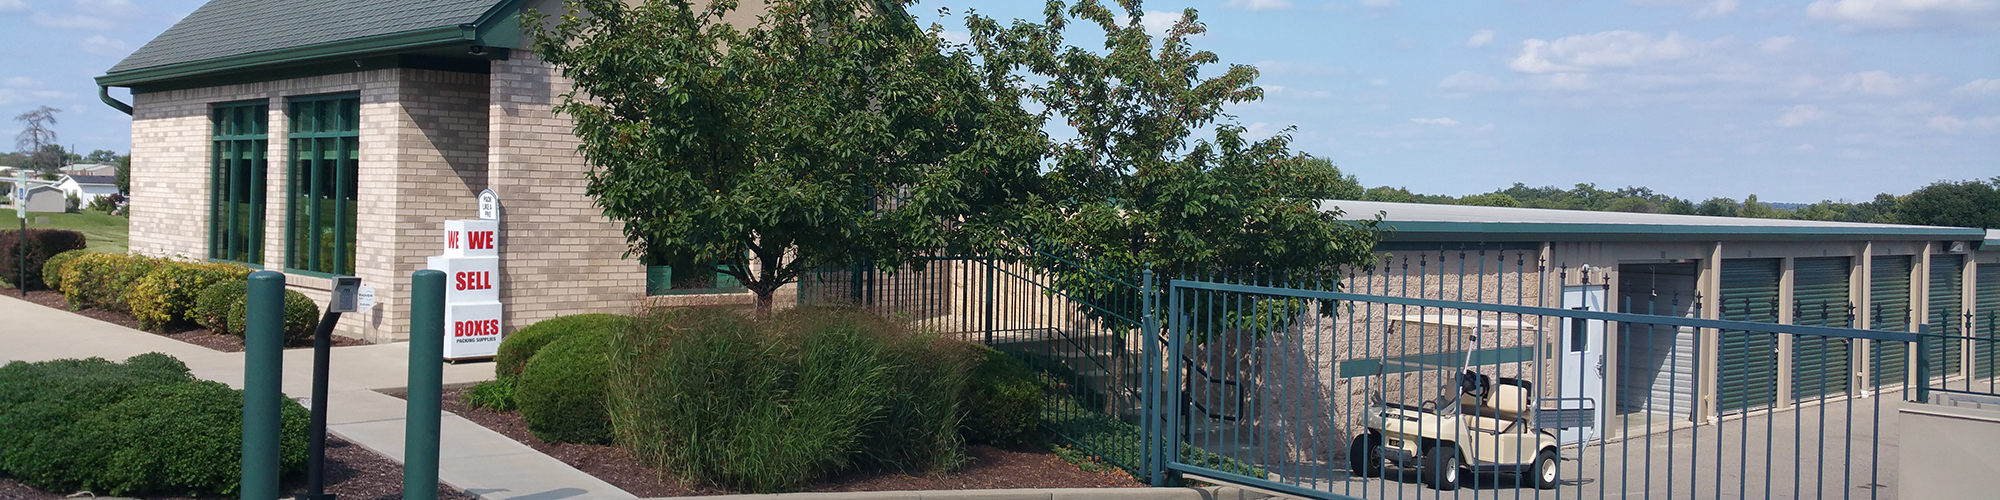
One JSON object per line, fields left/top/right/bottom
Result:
{"left": 61, "top": 163, "right": 119, "bottom": 177}
{"left": 58, "top": 175, "right": 121, "bottom": 203}
{"left": 21, "top": 185, "right": 65, "bottom": 213}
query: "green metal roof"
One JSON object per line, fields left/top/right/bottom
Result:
{"left": 100, "top": 0, "right": 520, "bottom": 87}
{"left": 1322, "top": 200, "right": 1990, "bottom": 243}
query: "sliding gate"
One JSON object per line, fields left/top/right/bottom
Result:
{"left": 1153, "top": 277, "right": 1933, "bottom": 500}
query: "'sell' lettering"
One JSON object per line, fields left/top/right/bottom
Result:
{"left": 454, "top": 271, "right": 491, "bottom": 291}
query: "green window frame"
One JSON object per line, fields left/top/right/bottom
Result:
{"left": 285, "top": 95, "right": 360, "bottom": 276}
{"left": 210, "top": 101, "right": 268, "bottom": 264}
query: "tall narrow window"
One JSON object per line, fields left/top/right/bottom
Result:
{"left": 210, "top": 101, "right": 267, "bottom": 264}
{"left": 285, "top": 95, "right": 360, "bottom": 275}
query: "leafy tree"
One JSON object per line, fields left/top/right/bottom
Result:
{"left": 529, "top": 0, "right": 1042, "bottom": 313}
{"left": 964, "top": 0, "right": 1382, "bottom": 320}
{"left": 1457, "top": 193, "right": 1520, "bottom": 207}
{"left": 115, "top": 155, "right": 130, "bottom": 194}
{"left": 1895, "top": 178, "right": 2000, "bottom": 228}
{"left": 1695, "top": 197, "right": 1741, "bottom": 217}
{"left": 1739, "top": 194, "right": 1787, "bottom": 219}
{"left": 83, "top": 149, "right": 119, "bottom": 164}
{"left": 13, "top": 106, "right": 61, "bottom": 174}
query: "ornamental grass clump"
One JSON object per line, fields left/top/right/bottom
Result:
{"left": 608, "top": 306, "right": 973, "bottom": 493}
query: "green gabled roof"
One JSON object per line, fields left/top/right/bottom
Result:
{"left": 100, "top": 0, "right": 523, "bottom": 87}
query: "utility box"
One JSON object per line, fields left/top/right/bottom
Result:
{"left": 1899, "top": 394, "right": 2000, "bottom": 499}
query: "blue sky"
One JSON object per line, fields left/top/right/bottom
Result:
{"left": 3, "top": 0, "right": 1996, "bottom": 203}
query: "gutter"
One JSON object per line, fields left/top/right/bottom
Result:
{"left": 98, "top": 85, "right": 133, "bottom": 115}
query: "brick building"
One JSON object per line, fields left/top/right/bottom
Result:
{"left": 96, "top": 0, "right": 768, "bottom": 343}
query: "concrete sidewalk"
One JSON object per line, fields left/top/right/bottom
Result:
{"left": 0, "top": 294, "right": 635, "bottom": 500}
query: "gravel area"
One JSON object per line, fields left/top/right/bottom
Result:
{"left": 400, "top": 386, "right": 1145, "bottom": 497}
{"left": 0, "top": 435, "right": 470, "bottom": 500}
{"left": 10, "top": 289, "right": 365, "bottom": 352}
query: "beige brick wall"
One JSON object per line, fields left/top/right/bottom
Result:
{"left": 489, "top": 53, "right": 650, "bottom": 328}
{"left": 129, "top": 68, "right": 490, "bottom": 343}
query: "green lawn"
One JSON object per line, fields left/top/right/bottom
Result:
{"left": 18, "top": 211, "right": 130, "bottom": 255}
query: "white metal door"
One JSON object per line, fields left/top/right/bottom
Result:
{"left": 1559, "top": 285, "right": 1606, "bottom": 444}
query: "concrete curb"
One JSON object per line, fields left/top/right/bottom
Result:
{"left": 664, "top": 486, "right": 1275, "bottom": 500}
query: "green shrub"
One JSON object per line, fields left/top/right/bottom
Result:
{"left": 496, "top": 313, "right": 633, "bottom": 385}
{"left": 962, "top": 346, "right": 1045, "bottom": 446}
{"left": 465, "top": 380, "right": 515, "bottom": 411}
{"left": 0, "top": 229, "right": 87, "bottom": 290}
{"left": 0, "top": 353, "right": 195, "bottom": 491}
{"left": 226, "top": 288, "right": 321, "bottom": 344}
{"left": 127, "top": 261, "right": 255, "bottom": 330}
{"left": 76, "top": 380, "right": 310, "bottom": 496}
{"left": 60, "top": 253, "right": 163, "bottom": 312}
{"left": 608, "top": 307, "right": 972, "bottom": 493}
{"left": 194, "top": 279, "right": 248, "bottom": 334}
{"left": 516, "top": 331, "right": 613, "bottom": 444}
{"left": 39, "top": 249, "right": 90, "bottom": 291}
{"left": 0, "top": 354, "right": 307, "bottom": 496}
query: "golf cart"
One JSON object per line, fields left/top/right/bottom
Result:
{"left": 1348, "top": 330, "right": 1563, "bottom": 490}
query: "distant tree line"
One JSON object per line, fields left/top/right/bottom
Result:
{"left": 1335, "top": 177, "right": 2000, "bottom": 229}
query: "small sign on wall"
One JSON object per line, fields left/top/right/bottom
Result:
{"left": 478, "top": 189, "right": 499, "bottom": 221}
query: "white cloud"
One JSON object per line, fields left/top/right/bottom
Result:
{"left": 1759, "top": 36, "right": 1800, "bottom": 53}
{"left": 79, "top": 35, "right": 130, "bottom": 56}
{"left": 0, "top": 0, "right": 28, "bottom": 14}
{"left": 32, "top": 12, "right": 111, "bottom": 30}
{"left": 1777, "top": 105, "right": 1827, "bottom": 126}
{"left": 1832, "top": 70, "right": 1946, "bottom": 95}
{"left": 1438, "top": 70, "right": 1504, "bottom": 92}
{"left": 1509, "top": 31, "right": 1696, "bottom": 74}
{"left": 1929, "top": 114, "right": 2000, "bottom": 133}
{"left": 1223, "top": 0, "right": 1293, "bottom": 11}
{"left": 1466, "top": 29, "right": 1495, "bottom": 48}
{"left": 2, "top": 76, "right": 39, "bottom": 88}
{"left": 1695, "top": 0, "right": 1741, "bottom": 18}
{"left": 1629, "top": 0, "right": 1741, "bottom": 18}
{"left": 74, "top": 0, "right": 142, "bottom": 18}
{"left": 1368, "top": 78, "right": 1389, "bottom": 86}
{"left": 1412, "top": 117, "right": 1461, "bottom": 126}
{"left": 1263, "top": 85, "right": 1332, "bottom": 99}
{"left": 1953, "top": 78, "right": 2000, "bottom": 95}
{"left": 1140, "top": 10, "right": 1180, "bottom": 36}
{"left": 1253, "top": 60, "right": 1346, "bottom": 76}
{"left": 1361, "top": 0, "right": 1402, "bottom": 7}
{"left": 1807, "top": 0, "right": 2000, "bottom": 32}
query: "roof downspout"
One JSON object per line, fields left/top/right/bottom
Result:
{"left": 99, "top": 85, "right": 133, "bottom": 115}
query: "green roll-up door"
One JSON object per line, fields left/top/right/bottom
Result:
{"left": 1976, "top": 264, "right": 2000, "bottom": 379}
{"left": 1793, "top": 257, "right": 1852, "bottom": 400}
{"left": 1871, "top": 255, "right": 1913, "bottom": 387}
{"left": 1719, "top": 258, "right": 1782, "bottom": 413}
{"left": 1928, "top": 254, "right": 1965, "bottom": 380}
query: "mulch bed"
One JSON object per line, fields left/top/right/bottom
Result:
{"left": 0, "top": 435, "right": 470, "bottom": 500}
{"left": 9, "top": 289, "right": 365, "bottom": 352}
{"left": 395, "top": 386, "right": 1144, "bottom": 497}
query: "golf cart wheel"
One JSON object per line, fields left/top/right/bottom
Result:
{"left": 1348, "top": 433, "right": 1382, "bottom": 478}
{"left": 1422, "top": 445, "right": 1461, "bottom": 490}
{"left": 1530, "top": 448, "right": 1559, "bottom": 489}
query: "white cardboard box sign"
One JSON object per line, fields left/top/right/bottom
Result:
{"left": 444, "top": 302, "right": 504, "bottom": 353}
{"left": 430, "top": 218, "right": 505, "bottom": 360}
{"left": 442, "top": 220, "right": 500, "bottom": 258}
{"left": 425, "top": 255, "right": 501, "bottom": 304}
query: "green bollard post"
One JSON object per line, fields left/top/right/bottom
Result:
{"left": 241, "top": 271, "right": 286, "bottom": 500}
{"left": 404, "top": 270, "right": 445, "bottom": 500}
